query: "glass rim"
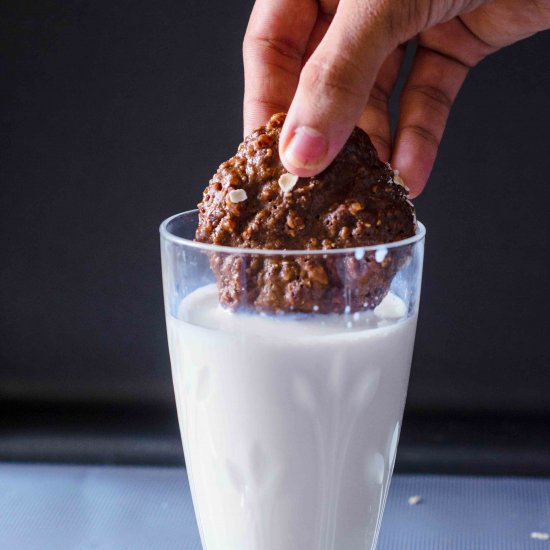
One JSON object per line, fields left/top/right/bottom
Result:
{"left": 160, "top": 209, "right": 426, "bottom": 256}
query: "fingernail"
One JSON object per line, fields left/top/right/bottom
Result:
{"left": 283, "top": 126, "right": 328, "bottom": 170}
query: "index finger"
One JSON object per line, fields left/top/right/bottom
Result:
{"left": 243, "top": 0, "right": 318, "bottom": 135}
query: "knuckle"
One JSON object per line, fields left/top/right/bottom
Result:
{"left": 301, "top": 55, "right": 365, "bottom": 101}
{"left": 407, "top": 84, "right": 453, "bottom": 113}
{"left": 358, "top": 0, "right": 411, "bottom": 43}
{"left": 402, "top": 124, "right": 441, "bottom": 149}
{"left": 243, "top": 96, "right": 286, "bottom": 114}
{"left": 368, "top": 84, "right": 390, "bottom": 114}
{"left": 258, "top": 36, "right": 302, "bottom": 62}
{"left": 369, "top": 133, "right": 391, "bottom": 155}
{"left": 243, "top": 33, "right": 302, "bottom": 63}
{"left": 370, "top": 83, "right": 389, "bottom": 103}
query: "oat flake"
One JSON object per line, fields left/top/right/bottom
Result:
{"left": 228, "top": 189, "right": 247, "bottom": 203}
{"left": 278, "top": 173, "right": 299, "bottom": 193}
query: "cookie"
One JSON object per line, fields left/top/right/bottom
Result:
{"left": 196, "top": 113, "right": 416, "bottom": 314}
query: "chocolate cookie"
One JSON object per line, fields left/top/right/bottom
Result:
{"left": 196, "top": 112, "right": 416, "bottom": 314}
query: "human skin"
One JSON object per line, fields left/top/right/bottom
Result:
{"left": 243, "top": 0, "right": 550, "bottom": 197}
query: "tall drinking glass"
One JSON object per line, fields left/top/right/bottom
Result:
{"left": 161, "top": 210, "right": 425, "bottom": 550}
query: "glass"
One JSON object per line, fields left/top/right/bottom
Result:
{"left": 160, "top": 210, "right": 425, "bottom": 550}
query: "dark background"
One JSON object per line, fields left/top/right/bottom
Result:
{"left": 1, "top": 1, "right": 549, "bottom": 474}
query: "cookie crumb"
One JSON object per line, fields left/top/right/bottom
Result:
{"left": 228, "top": 189, "right": 247, "bottom": 203}
{"left": 354, "top": 248, "right": 365, "bottom": 260}
{"left": 394, "top": 175, "right": 408, "bottom": 191}
{"left": 375, "top": 248, "right": 388, "bottom": 264}
{"left": 278, "top": 173, "right": 299, "bottom": 193}
{"left": 407, "top": 495, "right": 423, "bottom": 506}
{"left": 531, "top": 532, "right": 550, "bottom": 541}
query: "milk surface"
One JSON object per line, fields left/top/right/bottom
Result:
{"left": 167, "top": 284, "right": 417, "bottom": 550}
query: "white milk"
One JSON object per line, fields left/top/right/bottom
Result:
{"left": 167, "top": 284, "right": 417, "bottom": 550}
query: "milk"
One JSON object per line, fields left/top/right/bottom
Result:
{"left": 167, "top": 284, "right": 417, "bottom": 550}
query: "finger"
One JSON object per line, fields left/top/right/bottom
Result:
{"left": 358, "top": 44, "right": 406, "bottom": 162}
{"left": 279, "top": 0, "right": 402, "bottom": 176}
{"left": 303, "top": 1, "right": 337, "bottom": 62}
{"left": 243, "top": 0, "right": 318, "bottom": 136}
{"left": 461, "top": 1, "right": 550, "bottom": 49}
{"left": 391, "top": 14, "right": 498, "bottom": 196}
{"left": 391, "top": 43, "right": 470, "bottom": 197}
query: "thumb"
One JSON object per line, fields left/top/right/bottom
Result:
{"left": 279, "top": 0, "right": 405, "bottom": 176}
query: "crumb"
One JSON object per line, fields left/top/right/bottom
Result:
{"left": 278, "top": 172, "right": 299, "bottom": 193}
{"left": 228, "top": 189, "right": 247, "bottom": 203}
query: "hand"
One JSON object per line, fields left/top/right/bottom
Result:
{"left": 243, "top": 0, "right": 550, "bottom": 196}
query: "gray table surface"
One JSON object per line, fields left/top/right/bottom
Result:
{"left": 0, "top": 463, "right": 548, "bottom": 549}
